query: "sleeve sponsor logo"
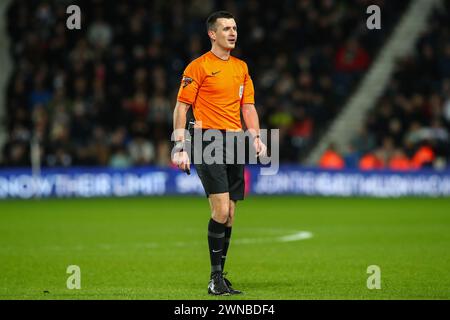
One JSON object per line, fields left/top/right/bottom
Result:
{"left": 182, "top": 76, "right": 193, "bottom": 88}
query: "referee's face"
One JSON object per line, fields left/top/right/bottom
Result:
{"left": 211, "top": 18, "right": 237, "bottom": 51}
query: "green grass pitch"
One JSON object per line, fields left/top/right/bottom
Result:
{"left": 0, "top": 196, "right": 449, "bottom": 300}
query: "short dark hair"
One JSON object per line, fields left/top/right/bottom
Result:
{"left": 206, "top": 11, "right": 235, "bottom": 32}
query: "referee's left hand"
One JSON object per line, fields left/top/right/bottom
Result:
{"left": 253, "top": 137, "right": 267, "bottom": 158}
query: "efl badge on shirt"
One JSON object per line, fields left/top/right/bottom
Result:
{"left": 182, "top": 76, "right": 193, "bottom": 88}
{"left": 239, "top": 85, "right": 244, "bottom": 99}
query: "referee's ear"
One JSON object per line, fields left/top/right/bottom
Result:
{"left": 208, "top": 30, "right": 216, "bottom": 42}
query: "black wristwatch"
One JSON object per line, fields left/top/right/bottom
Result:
{"left": 173, "top": 140, "right": 185, "bottom": 153}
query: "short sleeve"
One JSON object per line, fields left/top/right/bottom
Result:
{"left": 177, "top": 61, "right": 204, "bottom": 105}
{"left": 241, "top": 62, "right": 255, "bottom": 105}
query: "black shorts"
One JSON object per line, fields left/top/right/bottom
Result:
{"left": 191, "top": 129, "right": 245, "bottom": 201}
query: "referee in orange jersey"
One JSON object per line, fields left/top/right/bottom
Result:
{"left": 172, "top": 11, "right": 267, "bottom": 295}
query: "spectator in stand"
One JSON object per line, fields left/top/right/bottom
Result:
{"left": 128, "top": 136, "right": 155, "bottom": 166}
{"left": 109, "top": 146, "right": 132, "bottom": 169}
{"left": 334, "top": 38, "right": 370, "bottom": 95}
{"left": 388, "top": 149, "right": 411, "bottom": 171}
{"left": 342, "top": 143, "right": 360, "bottom": 169}
{"left": 412, "top": 144, "right": 435, "bottom": 169}
{"left": 335, "top": 38, "right": 370, "bottom": 73}
{"left": 319, "top": 144, "right": 345, "bottom": 170}
{"left": 359, "top": 150, "right": 384, "bottom": 171}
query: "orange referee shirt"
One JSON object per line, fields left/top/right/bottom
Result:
{"left": 177, "top": 51, "right": 255, "bottom": 130}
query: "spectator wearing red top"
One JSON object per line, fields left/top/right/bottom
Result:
{"left": 319, "top": 144, "right": 345, "bottom": 170}
{"left": 334, "top": 38, "right": 370, "bottom": 96}
{"left": 388, "top": 149, "right": 412, "bottom": 171}
{"left": 412, "top": 145, "right": 435, "bottom": 169}
{"left": 359, "top": 150, "right": 384, "bottom": 171}
{"left": 335, "top": 38, "right": 370, "bottom": 73}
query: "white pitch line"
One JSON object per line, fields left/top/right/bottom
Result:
{"left": 0, "top": 231, "right": 313, "bottom": 252}
{"left": 277, "top": 231, "right": 313, "bottom": 242}
{"left": 234, "top": 231, "right": 313, "bottom": 245}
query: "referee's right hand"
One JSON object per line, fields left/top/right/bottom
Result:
{"left": 172, "top": 151, "right": 190, "bottom": 173}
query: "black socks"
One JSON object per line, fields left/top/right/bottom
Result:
{"left": 221, "top": 226, "right": 232, "bottom": 271}
{"left": 208, "top": 218, "right": 226, "bottom": 274}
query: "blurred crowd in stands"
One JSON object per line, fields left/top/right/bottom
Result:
{"left": 2, "top": 0, "right": 415, "bottom": 169}
{"left": 319, "top": 2, "right": 450, "bottom": 171}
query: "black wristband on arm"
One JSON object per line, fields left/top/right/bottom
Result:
{"left": 173, "top": 141, "right": 185, "bottom": 153}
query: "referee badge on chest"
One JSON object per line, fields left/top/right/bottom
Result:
{"left": 239, "top": 85, "right": 244, "bottom": 99}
